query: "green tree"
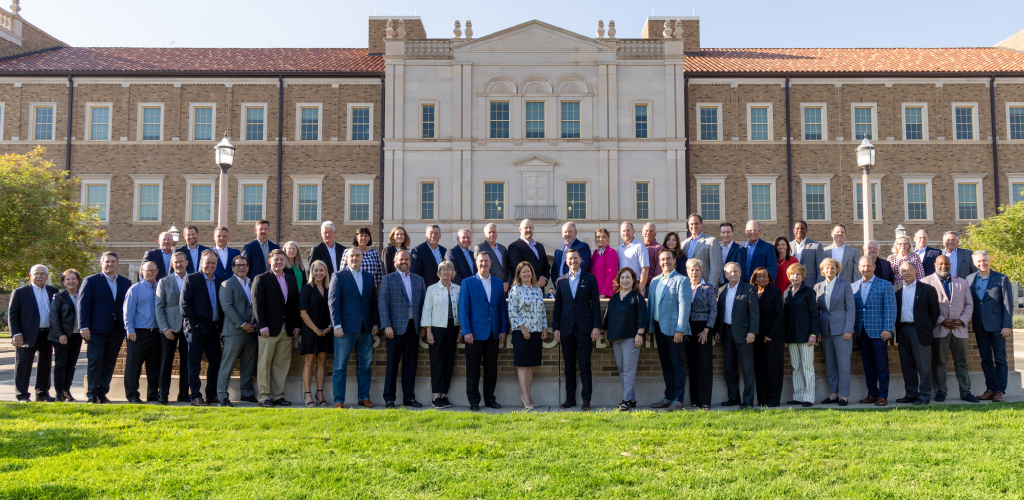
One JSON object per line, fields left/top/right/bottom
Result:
{"left": 0, "top": 147, "right": 105, "bottom": 289}
{"left": 963, "top": 201, "right": 1024, "bottom": 284}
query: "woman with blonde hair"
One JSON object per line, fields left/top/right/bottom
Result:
{"left": 299, "top": 260, "right": 333, "bottom": 406}
{"left": 815, "top": 257, "right": 856, "bottom": 406}
{"left": 782, "top": 263, "right": 820, "bottom": 407}
{"left": 384, "top": 226, "right": 410, "bottom": 275}
{"left": 421, "top": 260, "right": 461, "bottom": 409}
{"left": 887, "top": 235, "right": 924, "bottom": 285}
{"left": 507, "top": 261, "right": 547, "bottom": 409}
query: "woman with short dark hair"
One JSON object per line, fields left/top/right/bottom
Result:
{"left": 352, "top": 226, "right": 384, "bottom": 287}
{"left": 602, "top": 267, "right": 647, "bottom": 411}
{"left": 49, "top": 269, "right": 83, "bottom": 402}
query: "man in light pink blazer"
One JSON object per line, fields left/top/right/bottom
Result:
{"left": 921, "top": 255, "right": 977, "bottom": 403}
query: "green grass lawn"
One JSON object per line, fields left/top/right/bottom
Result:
{"left": 2, "top": 403, "right": 1024, "bottom": 499}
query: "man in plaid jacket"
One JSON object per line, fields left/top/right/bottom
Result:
{"left": 851, "top": 255, "right": 897, "bottom": 407}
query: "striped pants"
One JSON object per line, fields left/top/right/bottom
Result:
{"left": 788, "top": 343, "right": 816, "bottom": 403}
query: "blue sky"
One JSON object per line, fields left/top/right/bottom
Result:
{"left": 23, "top": 0, "right": 1024, "bottom": 49}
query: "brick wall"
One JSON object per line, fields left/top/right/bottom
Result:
{"left": 367, "top": 17, "right": 426, "bottom": 55}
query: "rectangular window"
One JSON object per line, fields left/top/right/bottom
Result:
{"left": 297, "top": 184, "right": 318, "bottom": 222}
{"left": 856, "top": 183, "right": 878, "bottom": 221}
{"left": 525, "top": 101, "right": 544, "bottom": 139}
{"left": 1013, "top": 183, "right": 1024, "bottom": 204}
{"left": 489, "top": 102, "right": 509, "bottom": 139}
{"left": 138, "top": 185, "right": 160, "bottom": 221}
{"left": 352, "top": 107, "right": 370, "bottom": 141}
{"left": 86, "top": 184, "right": 108, "bottom": 221}
{"left": 242, "top": 185, "right": 264, "bottom": 222}
{"left": 635, "top": 104, "right": 648, "bottom": 138}
{"left": 420, "top": 182, "right": 435, "bottom": 220}
{"left": 245, "top": 106, "right": 265, "bottom": 141}
{"left": 190, "top": 184, "right": 212, "bottom": 222}
{"left": 854, "top": 106, "right": 873, "bottom": 140}
{"left": 300, "top": 106, "right": 319, "bottom": 141}
{"left": 421, "top": 104, "right": 435, "bottom": 139}
{"left": 700, "top": 106, "right": 719, "bottom": 141}
{"left": 142, "top": 106, "right": 162, "bottom": 141}
{"left": 957, "top": 183, "right": 979, "bottom": 220}
{"left": 349, "top": 184, "right": 370, "bottom": 221}
{"left": 484, "top": 182, "right": 504, "bottom": 220}
{"left": 805, "top": 184, "right": 826, "bottom": 220}
{"left": 906, "top": 183, "right": 929, "bottom": 220}
{"left": 905, "top": 106, "right": 924, "bottom": 140}
{"left": 566, "top": 182, "right": 587, "bottom": 220}
{"left": 750, "top": 107, "right": 769, "bottom": 141}
{"left": 560, "top": 101, "right": 580, "bottom": 139}
{"left": 89, "top": 106, "right": 110, "bottom": 141}
{"left": 700, "top": 184, "right": 721, "bottom": 221}
{"left": 34, "top": 105, "right": 54, "bottom": 140}
{"left": 1011, "top": 106, "right": 1024, "bottom": 140}
{"left": 803, "top": 107, "right": 822, "bottom": 141}
{"left": 955, "top": 106, "right": 974, "bottom": 140}
{"left": 635, "top": 182, "right": 649, "bottom": 220}
{"left": 750, "top": 184, "right": 772, "bottom": 220}
{"left": 193, "top": 106, "right": 213, "bottom": 141}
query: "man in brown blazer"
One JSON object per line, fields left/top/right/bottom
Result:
{"left": 921, "top": 255, "right": 978, "bottom": 403}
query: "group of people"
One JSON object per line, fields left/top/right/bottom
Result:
{"left": 8, "top": 215, "right": 1015, "bottom": 411}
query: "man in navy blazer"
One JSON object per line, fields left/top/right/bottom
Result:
{"left": 241, "top": 219, "right": 280, "bottom": 279}
{"left": 8, "top": 264, "right": 58, "bottom": 402}
{"left": 719, "top": 222, "right": 747, "bottom": 286}
{"left": 742, "top": 220, "right": 776, "bottom": 283}
{"left": 868, "top": 241, "right": 895, "bottom": 283}
{"left": 141, "top": 231, "right": 176, "bottom": 281}
{"left": 379, "top": 249, "right": 426, "bottom": 408}
{"left": 77, "top": 252, "right": 132, "bottom": 403}
{"left": 551, "top": 221, "right": 593, "bottom": 283}
{"left": 179, "top": 250, "right": 225, "bottom": 406}
{"left": 913, "top": 229, "right": 943, "bottom": 276}
{"left": 210, "top": 226, "right": 241, "bottom": 281}
{"left": 176, "top": 225, "right": 208, "bottom": 274}
{"left": 444, "top": 228, "right": 477, "bottom": 285}
{"left": 458, "top": 252, "right": 509, "bottom": 411}
{"left": 328, "top": 247, "right": 380, "bottom": 408}
{"left": 411, "top": 224, "right": 448, "bottom": 289}
{"left": 252, "top": 250, "right": 302, "bottom": 407}
{"left": 966, "top": 251, "right": 1015, "bottom": 402}
{"left": 552, "top": 249, "right": 601, "bottom": 410}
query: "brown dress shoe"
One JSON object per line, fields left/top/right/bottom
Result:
{"left": 874, "top": 398, "right": 888, "bottom": 406}
{"left": 979, "top": 390, "right": 995, "bottom": 400}
{"left": 859, "top": 396, "right": 878, "bottom": 404}
{"left": 334, "top": 402, "right": 344, "bottom": 408}
{"left": 993, "top": 392, "right": 1005, "bottom": 402}
{"left": 358, "top": 400, "right": 374, "bottom": 408}
{"left": 191, "top": 397, "right": 209, "bottom": 407}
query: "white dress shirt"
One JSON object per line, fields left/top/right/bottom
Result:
{"left": 479, "top": 274, "right": 493, "bottom": 302}
{"left": 32, "top": 284, "right": 51, "bottom": 329}
{"left": 326, "top": 244, "right": 338, "bottom": 269}
{"left": 720, "top": 242, "right": 732, "bottom": 285}
{"left": 174, "top": 272, "right": 186, "bottom": 294}
{"left": 831, "top": 244, "right": 845, "bottom": 265}
{"left": 215, "top": 245, "right": 230, "bottom": 270}
{"left": 351, "top": 268, "right": 364, "bottom": 294}
{"left": 724, "top": 283, "right": 739, "bottom": 325}
{"left": 793, "top": 238, "right": 807, "bottom": 259}
{"left": 236, "top": 275, "right": 252, "bottom": 305}
{"left": 521, "top": 238, "right": 539, "bottom": 259}
{"left": 186, "top": 245, "right": 200, "bottom": 270}
{"left": 901, "top": 280, "right": 917, "bottom": 323}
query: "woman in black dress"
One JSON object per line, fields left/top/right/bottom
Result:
{"left": 299, "top": 260, "right": 333, "bottom": 407}
{"left": 383, "top": 226, "right": 410, "bottom": 275}
{"left": 750, "top": 267, "right": 784, "bottom": 407}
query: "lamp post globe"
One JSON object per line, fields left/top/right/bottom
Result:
{"left": 168, "top": 224, "right": 180, "bottom": 243}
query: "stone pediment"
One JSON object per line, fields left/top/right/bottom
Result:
{"left": 514, "top": 155, "right": 558, "bottom": 169}
{"left": 453, "top": 20, "right": 617, "bottom": 53}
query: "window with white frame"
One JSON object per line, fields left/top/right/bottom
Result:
{"left": 1006, "top": 174, "right": 1024, "bottom": 204}
{"left": 342, "top": 174, "right": 375, "bottom": 223}
{"left": 525, "top": 101, "right": 545, "bottom": 139}
{"left": 566, "top": 182, "right": 587, "bottom": 220}
{"left": 191, "top": 104, "right": 215, "bottom": 141}
{"left": 490, "top": 102, "right": 510, "bottom": 139}
{"left": 131, "top": 174, "right": 164, "bottom": 223}
{"left": 698, "top": 104, "right": 721, "bottom": 141}
{"left": 560, "top": 101, "right": 580, "bottom": 139}
{"left": 745, "top": 174, "right": 779, "bottom": 222}
{"left": 747, "top": 103, "right": 773, "bottom": 141}
{"left": 296, "top": 104, "right": 322, "bottom": 141}
{"left": 78, "top": 174, "right": 112, "bottom": 223}
{"left": 635, "top": 181, "right": 650, "bottom": 220}
{"left": 1008, "top": 104, "right": 1024, "bottom": 140}
{"left": 242, "top": 104, "right": 267, "bottom": 141}
{"left": 952, "top": 174, "right": 985, "bottom": 221}
{"left": 484, "top": 182, "right": 505, "bottom": 220}
{"left": 0, "top": 103, "right": 4, "bottom": 140}
{"left": 850, "top": 174, "right": 883, "bottom": 221}
{"left": 139, "top": 104, "right": 163, "bottom": 141}
{"left": 421, "top": 104, "right": 435, "bottom": 139}
{"left": 349, "top": 104, "right": 372, "bottom": 141}
{"left": 903, "top": 104, "right": 927, "bottom": 141}
{"left": 852, "top": 104, "right": 875, "bottom": 140}
{"left": 694, "top": 174, "right": 727, "bottom": 222}
{"left": 30, "top": 103, "right": 56, "bottom": 141}
{"left": 901, "top": 174, "right": 934, "bottom": 222}
{"left": 801, "top": 104, "right": 826, "bottom": 141}
{"left": 421, "top": 182, "right": 436, "bottom": 220}
{"left": 634, "top": 104, "right": 648, "bottom": 139}
{"left": 234, "top": 174, "right": 269, "bottom": 223}
{"left": 85, "top": 103, "right": 112, "bottom": 141}
{"left": 953, "top": 104, "right": 978, "bottom": 141}
{"left": 798, "top": 174, "right": 833, "bottom": 222}
{"left": 290, "top": 174, "right": 324, "bottom": 223}
{"left": 183, "top": 175, "right": 217, "bottom": 223}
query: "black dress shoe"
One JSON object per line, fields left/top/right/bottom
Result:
{"left": 176, "top": 395, "right": 192, "bottom": 403}
{"left": 36, "top": 394, "right": 56, "bottom": 402}
{"left": 62, "top": 391, "right": 77, "bottom": 402}
{"left": 914, "top": 399, "right": 929, "bottom": 406}
{"left": 820, "top": 397, "right": 839, "bottom": 404}
{"left": 406, "top": 400, "right": 423, "bottom": 408}
{"left": 934, "top": 393, "right": 946, "bottom": 402}
{"left": 240, "top": 395, "right": 258, "bottom": 404}
{"left": 486, "top": 401, "right": 502, "bottom": 409}
{"left": 786, "top": 400, "right": 801, "bottom": 405}
{"left": 55, "top": 393, "right": 66, "bottom": 403}
{"left": 721, "top": 400, "right": 739, "bottom": 407}
{"left": 896, "top": 397, "right": 915, "bottom": 404}
{"left": 838, "top": 399, "right": 848, "bottom": 406}
{"left": 385, "top": 401, "right": 396, "bottom": 409}
{"left": 738, "top": 403, "right": 753, "bottom": 409}
{"left": 127, "top": 398, "right": 144, "bottom": 404}
{"left": 98, "top": 395, "right": 112, "bottom": 404}
{"left": 470, "top": 404, "right": 480, "bottom": 411}
{"left": 158, "top": 399, "right": 169, "bottom": 405}
{"left": 87, "top": 397, "right": 99, "bottom": 404}
{"left": 259, "top": 400, "right": 274, "bottom": 408}
{"left": 219, "top": 399, "right": 234, "bottom": 407}
{"left": 802, "top": 402, "right": 813, "bottom": 407}
{"left": 581, "top": 400, "right": 591, "bottom": 411}
{"left": 272, "top": 398, "right": 292, "bottom": 407}
{"left": 962, "top": 394, "right": 981, "bottom": 403}
{"left": 559, "top": 400, "right": 577, "bottom": 409}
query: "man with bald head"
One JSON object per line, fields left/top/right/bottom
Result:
{"left": 851, "top": 255, "right": 896, "bottom": 406}
{"left": 123, "top": 261, "right": 163, "bottom": 403}
{"left": 742, "top": 220, "right": 776, "bottom": 283}
{"left": 8, "top": 264, "right": 58, "bottom": 402}
{"left": 552, "top": 221, "right": 592, "bottom": 282}
{"left": 142, "top": 231, "right": 177, "bottom": 281}
{"left": 921, "top": 255, "right": 978, "bottom": 403}
{"left": 507, "top": 219, "right": 550, "bottom": 289}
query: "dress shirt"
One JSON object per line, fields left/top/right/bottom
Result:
{"left": 688, "top": 233, "right": 706, "bottom": 259}
{"left": 236, "top": 275, "right": 252, "bottom": 304}
{"left": 105, "top": 273, "right": 118, "bottom": 299}
{"left": 400, "top": 271, "right": 414, "bottom": 319}
{"left": 174, "top": 272, "right": 186, "bottom": 295}
{"left": 487, "top": 242, "right": 503, "bottom": 267}
{"left": 617, "top": 238, "right": 650, "bottom": 278}
{"left": 859, "top": 276, "right": 874, "bottom": 302}
{"left": 645, "top": 241, "right": 663, "bottom": 277}
{"left": 459, "top": 247, "right": 476, "bottom": 275}
{"left": 973, "top": 274, "right": 989, "bottom": 301}
{"left": 428, "top": 243, "right": 442, "bottom": 266}
{"left": 901, "top": 281, "right": 917, "bottom": 322}
{"left": 559, "top": 239, "right": 578, "bottom": 276}
{"left": 832, "top": 245, "right": 845, "bottom": 266}
{"left": 124, "top": 280, "right": 158, "bottom": 334}
{"left": 824, "top": 278, "right": 836, "bottom": 311}
{"left": 32, "top": 284, "right": 51, "bottom": 329}
{"left": 351, "top": 268, "right": 364, "bottom": 295}
{"left": 479, "top": 274, "right": 493, "bottom": 302}
{"left": 653, "top": 275, "right": 668, "bottom": 322}
{"left": 326, "top": 244, "right": 337, "bottom": 268}
{"left": 273, "top": 272, "right": 289, "bottom": 303}
{"left": 943, "top": 249, "right": 959, "bottom": 277}
{"left": 915, "top": 248, "right": 927, "bottom": 261}
{"left": 745, "top": 240, "right": 757, "bottom": 273}
{"left": 215, "top": 246, "right": 230, "bottom": 270}
{"left": 568, "top": 270, "right": 580, "bottom": 298}
{"left": 206, "top": 275, "right": 220, "bottom": 321}
{"left": 161, "top": 250, "right": 173, "bottom": 275}
{"left": 720, "top": 242, "right": 732, "bottom": 285}
{"left": 521, "top": 238, "right": 539, "bottom": 259}
{"left": 186, "top": 245, "right": 200, "bottom": 269}
{"left": 792, "top": 238, "right": 807, "bottom": 259}
{"left": 938, "top": 275, "right": 952, "bottom": 298}
{"left": 259, "top": 240, "right": 270, "bottom": 263}
{"left": 724, "top": 283, "right": 739, "bottom": 325}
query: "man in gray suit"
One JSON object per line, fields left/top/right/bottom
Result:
{"left": 825, "top": 223, "right": 861, "bottom": 284}
{"left": 680, "top": 214, "right": 722, "bottom": 287}
{"left": 155, "top": 252, "right": 190, "bottom": 404}
{"left": 473, "top": 223, "right": 510, "bottom": 290}
{"left": 791, "top": 220, "right": 826, "bottom": 285}
{"left": 715, "top": 261, "right": 760, "bottom": 408}
{"left": 217, "top": 255, "right": 259, "bottom": 407}
{"left": 940, "top": 231, "right": 978, "bottom": 279}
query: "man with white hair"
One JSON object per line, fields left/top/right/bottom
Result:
{"left": 142, "top": 231, "right": 176, "bottom": 281}
{"left": 8, "top": 264, "right": 58, "bottom": 402}
{"left": 308, "top": 221, "right": 347, "bottom": 275}
{"left": 473, "top": 223, "right": 509, "bottom": 285}
{"left": 940, "top": 231, "right": 978, "bottom": 279}
{"left": 966, "top": 250, "right": 1015, "bottom": 402}
{"left": 913, "top": 229, "right": 942, "bottom": 276}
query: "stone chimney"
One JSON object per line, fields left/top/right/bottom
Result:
{"left": 641, "top": 16, "right": 700, "bottom": 53}
{"left": 368, "top": 16, "right": 426, "bottom": 55}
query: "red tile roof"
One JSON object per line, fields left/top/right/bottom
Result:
{"left": 684, "top": 47, "right": 1024, "bottom": 74}
{"left": 0, "top": 47, "right": 384, "bottom": 74}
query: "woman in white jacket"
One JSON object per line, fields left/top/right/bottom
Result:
{"left": 421, "top": 260, "right": 461, "bottom": 409}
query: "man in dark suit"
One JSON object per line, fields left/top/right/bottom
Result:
{"left": 211, "top": 226, "right": 240, "bottom": 281}
{"left": 458, "top": 252, "right": 509, "bottom": 411}
{"left": 913, "top": 229, "right": 943, "bottom": 276}
{"left": 791, "top": 220, "right": 826, "bottom": 285}
{"left": 940, "top": 231, "right": 978, "bottom": 279}
{"left": 893, "top": 261, "right": 941, "bottom": 405}
{"left": 444, "top": 228, "right": 476, "bottom": 285}
{"left": 551, "top": 221, "right": 592, "bottom": 283}
{"left": 176, "top": 225, "right": 208, "bottom": 274}
{"left": 141, "top": 231, "right": 176, "bottom": 281}
{"left": 155, "top": 251, "right": 191, "bottom": 404}
{"left": 507, "top": 219, "right": 550, "bottom": 289}
{"left": 77, "top": 251, "right": 132, "bottom": 404}
{"left": 867, "top": 240, "right": 895, "bottom": 283}
{"left": 742, "top": 220, "right": 776, "bottom": 283}
{"left": 241, "top": 219, "right": 280, "bottom": 279}
{"left": 179, "top": 250, "right": 225, "bottom": 406}
{"left": 473, "top": 223, "right": 509, "bottom": 286}
{"left": 719, "top": 222, "right": 747, "bottom": 286}
{"left": 966, "top": 251, "right": 1015, "bottom": 403}
{"left": 329, "top": 247, "right": 380, "bottom": 408}
{"left": 715, "top": 261, "right": 760, "bottom": 408}
{"left": 552, "top": 249, "right": 601, "bottom": 410}
{"left": 308, "top": 221, "right": 346, "bottom": 275}
{"left": 8, "top": 264, "right": 58, "bottom": 402}
{"left": 378, "top": 249, "right": 426, "bottom": 408}
{"left": 411, "top": 224, "right": 448, "bottom": 289}
{"left": 252, "top": 249, "right": 302, "bottom": 407}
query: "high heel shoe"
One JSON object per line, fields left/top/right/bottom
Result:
{"left": 521, "top": 397, "right": 535, "bottom": 410}
{"left": 316, "top": 390, "right": 327, "bottom": 406}
{"left": 304, "top": 391, "right": 316, "bottom": 407}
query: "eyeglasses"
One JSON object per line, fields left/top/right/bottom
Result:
{"left": 232, "top": 264, "right": 248, "bottom": 267}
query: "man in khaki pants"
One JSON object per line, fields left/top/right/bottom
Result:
{"left": 252, "top": 249, "right": 301, "bottom": 407}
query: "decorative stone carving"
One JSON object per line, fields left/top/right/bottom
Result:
{"left": 663, "top": 20, "right": 672, "bottom": 38}
{"left": 560, "top": 82, "right": 582, "bottom": 94}
{"left": 397, "top": 19, "right": 407, "bottom": 39}
{"left": 488, "top": 82, "right": 511, "bottom": 94}
{"left": 453, "top": 20, "right": 462, "bottom": 39}
{"left": 674, "top": 20, "right": 683, "bottom": 38}
{"left": 385, "top": 19, "right": 394, "bottom": 39}
{"left": 465, "top": 20, "right": 473, "bottom": 39}
{"left": 596, "top": 20, "right": 605, "bottom": 39}
{"left": 607, "top": 20, "right": 616, "bottom": 39}
{"left": 524, "top": 82, "right": 546, "bottom": 94}
{"left": 9, "top": 0, "right": 20, "bottom": 15}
